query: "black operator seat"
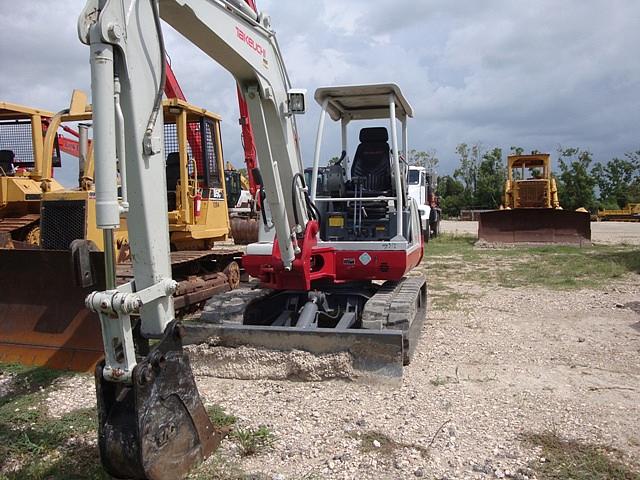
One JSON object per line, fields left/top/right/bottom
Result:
{"left": 0, "top": 150, "right": 15, "bottom": 176}
{"left": 166, "top": 152, "right": 181, "bottom": 211}
{"left": 350, "top": 127, "right": 392, "bottom": 193}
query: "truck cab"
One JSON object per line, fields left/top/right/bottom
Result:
{"left": 407, "top": 165, "right": 440, "bottom": 239}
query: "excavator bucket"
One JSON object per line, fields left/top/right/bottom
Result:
{"left": 96, "top": 322, "right": 226, "bottom": 480}
{"left": 0, "top": 243, "right": 106, "bottom": 371}
{"left": 478, "top": 209, "right": 591, "bottom": 245}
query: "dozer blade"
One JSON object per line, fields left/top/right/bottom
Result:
{"left": 478, "top": 209, "right": 591, "bottom": 245}
{"left": 184, "top": 323, "right": 406, "bottom": 378}
{"left": 183, "top": 275, "right": 428, "bottom": 379}
{"left": 96, "top": 322, "right": 225, "bottom": 480}
{"left": 0, "top": 246, "right": 106, "bottom": 371}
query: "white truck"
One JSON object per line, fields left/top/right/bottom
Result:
{"left": 408, "top": 165, "right": 441, "bottom": 240}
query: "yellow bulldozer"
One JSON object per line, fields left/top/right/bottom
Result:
{"left": 0, "top": 101, "right": 65, "bottom": 245}
{"left": 478, "top": 153, "right": 591, "bottom": 244}
{"left": 0, "top": 94, "right": 243, "bottom": 371}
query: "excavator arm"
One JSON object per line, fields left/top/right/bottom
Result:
{"left": 77, "top": 0, "right": 311, "bottom": 477}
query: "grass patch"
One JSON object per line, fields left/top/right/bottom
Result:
{"left": 0, "top": 363, "right": 72, "bottom": 405}
{"left": 207, "top": 404, "right": 237, "bottom": 429}
{"left": 429, "top": 375, "right": 458, "bottom": 387}
{"left": 525, "top": 432, "right": 640, "bottom": 479}
{"left": 0, "top": 365, "right": 248, "bottom": 479}
{"left": 423, "top": 235, "right": 640, "bottom": 290}
{"left": 425, "top": 234, "right": 478, "bottom": 257}
{"left": 349, "top": 430, "right": 428, "bottom": 458}
{"left": 0, "top": 395, "right": 104, "bottom": 479}
{"left": 431, "top": 291, "right": 469, "bottom": 311}
{"left": 231, "top": 426, "right": 275, "bottom": 457}
{"left": 0, "top": 362, "right": 104, "bottom": 479}
{"left": 188, "top": 453, "right": 249, "bottom": 480}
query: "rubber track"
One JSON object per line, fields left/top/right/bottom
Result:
{"left": 387, "top": 276, "right": 426, "bottom": 330}
{"left": 361, "top": 275, "right": 426, "bottom": 331}
{"left": 200, "top": 286, "right": 272, "bottom": 325}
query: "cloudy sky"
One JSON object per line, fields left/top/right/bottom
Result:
{"left": 1, "top": 0, "right": 638, "bottom": 186}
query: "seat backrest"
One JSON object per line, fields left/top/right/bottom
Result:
{"left": 0, "top": 150, "right": 15, "bottom": 175}
{"left": 351, "top": 127, "right": 391, "bottom": 192}
{"left": 166, "top": 152, "right": 181, "bottom": 211}
{"left": 166, "top": 152, "right": 181, "bottom": 191}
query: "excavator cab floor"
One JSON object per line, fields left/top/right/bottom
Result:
{"left": 96, "top": 322, "right": 225, "bottom": 480}
{"left": 478, "top": 209, "right": 591, "bottom": 245}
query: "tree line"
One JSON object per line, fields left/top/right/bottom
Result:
{"left": 409, "top": 145, "right": 640, "bottom": 218}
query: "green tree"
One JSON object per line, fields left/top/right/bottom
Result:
{"left": 592, "top": 151, "right": 640, "bottom": 207}
{"left": 408, "top": 149, "right": 439, "bottom": 172}
{"left": 436, "top": 175, "right": 466, "bottom": 217}
{"left": 556, "top": 147, "right": 597, "bottom": 211}
{"left": 510, "top": 146, "right": 525, "bottom": 155}
{"left": 475, "top": 147, "right": 506, "bottom": 209}
{"left": 453, "top": 143, "right": 482, "bottom": 197}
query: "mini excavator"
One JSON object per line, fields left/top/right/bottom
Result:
{"left": 78, "top": 0, "right": 427, "bottom": 477}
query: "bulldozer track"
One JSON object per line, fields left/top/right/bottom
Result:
{"left": 0, "top": 213, "right": 39, "bottom": 236}
{"left": 116, "top": 249, "right": 245, "bottom": 310}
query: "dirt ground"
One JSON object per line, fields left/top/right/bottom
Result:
{"left": 440, "top": 219, "right": 640, "bottom": 245}
{"left": 2, "top": 227, "right": 640, "bottom": 479}
{"left": 186, "top": 243, "right": 640, "bottom": 479}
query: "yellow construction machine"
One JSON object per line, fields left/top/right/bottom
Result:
{"left": 0, "top": 96, "right": 243, "bottom": 371}
{"left": 597, "top": 203, "right": 640, "bottom": 222}
{"left": 0, "top": 101, "right": 65, "bottom": 245}
{"left": 478, "top": 153, "right": 591, "bottom": 244}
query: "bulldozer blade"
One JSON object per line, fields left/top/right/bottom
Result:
{"left": 0, "top": 247, "right": 106, "bottom": 371}
{"left": 183, "top": 323, "right": 405, "bottom": 378}
{"left": 96, "top": 322, "right": 224, "bottom": 480}
{"left": 478, "top": 209, "right": 591, "bottom": 245}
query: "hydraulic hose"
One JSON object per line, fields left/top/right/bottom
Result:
{"left": 144, "top": 0, "right": 166, "bottom": 152}
{"left": 291, "top": 172, "right": 322, "bottom": 228}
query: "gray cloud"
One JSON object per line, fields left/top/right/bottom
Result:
{"left": 1, "top": 0, "right": 637, "bottom": 187}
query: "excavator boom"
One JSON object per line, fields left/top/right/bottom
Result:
{"left": 76, "top": 0, "right": 313, "bottom": 477}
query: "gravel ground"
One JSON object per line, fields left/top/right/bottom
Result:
{"left": 440, "top": 219, "right": 640, "bottom": 245}
{"left": 187, "top": 280, "right": 640, "bottom": 479}
{"left": 38, "top": 267, "right": 640, "bottom": 479}
{"left": 25, "top": 232, "right": 640, "bottom": 479}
